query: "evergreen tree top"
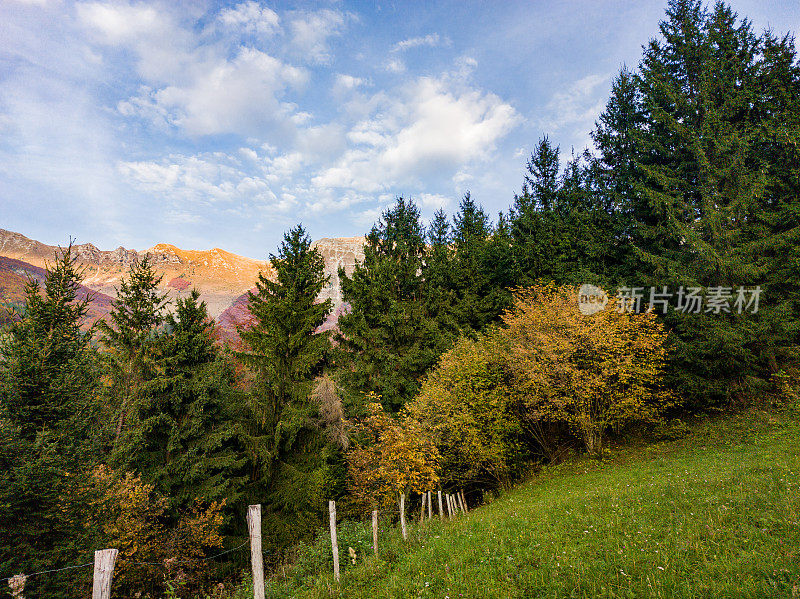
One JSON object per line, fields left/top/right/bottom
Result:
{"left": 365, "top": 197, "right": 426, "bottom": 262}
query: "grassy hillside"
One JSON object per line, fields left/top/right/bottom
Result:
{"left": 267, "top": 405, "right": 800, "bottom": 599}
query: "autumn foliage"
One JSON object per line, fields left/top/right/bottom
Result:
{"left": 88, "top": 465, "right": 226, "bottom": 598}
{"left": 406, "top": 335, "right": 523, "bottom": 489}
{"left": 403, "top": 284, "right": 672, "bottom": 493}
{"left": 500, "top": 285, "right": 672, "bottom": 457}
{"left": 347, "top": 399, "right": 439, "bottom": 511}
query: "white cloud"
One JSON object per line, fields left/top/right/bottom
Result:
{"left": 418, "top": 192, "right": 452, "bottom": 209}
{"left": 334, "top": 73, "right": 367, "bottom": 93}
{"left": 539, "top": 73, "right": 610, "bottom": 147}
{"left": 218, "top": 1, "right": 280, "bottom": 36}
{"left": 392, "top": 33, "right": 448, "bottom": 53}
{"left": 77, "top": 2, "right": 199, "bottom": 82}
{"left": 5, "top": 1, "right": 524, "bottom": 246}
{"left": 385, "top": 57, "right": 406, "bottom": 73}
{"left": 452, "top": 169, "right": 473, "bottom": 187}
{"left": 121, "top": 47, "right": 308, "bottom": 136}
{"left": 288, "top": 9, "right": 350, "bottom": 64}
{"left": 313, "top": 75, "right": 520, "bottom": 193}
{"left": 80, "top": 3, "right": 311, "bottom": 138}
{"left": 118, "top": 150, "right": 295, "bottom": 212}
{"left": 77, "top": 2, "right": 164, "bottom": 44}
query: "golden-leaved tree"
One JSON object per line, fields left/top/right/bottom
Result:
{"left": 88, "top": 465, "right": 225, "bottom": 598}
{"left": 405, "top": 334, "right": 523, "bottom": 489}
{"left": 500, "top": 285, "right": 672, "bottom": 457}
{"left": 347, "top": 398, "right": 439, "bottom": 511}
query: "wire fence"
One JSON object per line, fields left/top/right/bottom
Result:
{"left": 4, "top": 540, "right": 250, "bottom": 584}
{"left": 119, "top": 540, "right": 250, "bottom": 567}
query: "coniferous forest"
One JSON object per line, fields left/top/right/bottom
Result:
{"left": 1, "top": 1, "right": 799, "bottom": 597}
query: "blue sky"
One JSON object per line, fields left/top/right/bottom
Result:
{"left": 1, "top": 0, "right": 797, "bottom": 259}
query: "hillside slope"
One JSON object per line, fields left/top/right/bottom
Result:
{"left": 276, "top": 407, "right": 800, "bottom": 598}
{"left": 0, "top": 255, "right": 115, "bottom": 325}
{"left": 0, "top": 228, "right": 272, "bottom": 319}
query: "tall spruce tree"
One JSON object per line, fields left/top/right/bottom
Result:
{"left": 591, "top": 66, "right": 646, "bottom": 281}
{"left": 451, "top": 193, "right": 498, "bottom": 332}
{"left": 238, "top": 225, "right": 338, "bottom": 550}
{"left": 510, "top": 137, "right": 562, "bottom": 284}
{"left": 337, "top": 197, "right": 455, "bottom": 411}
{"left": 113, "top": 289, "right": 247, "bottom": 515}
{"left": 98, "top": 254, "right": 170, "bottom": 441}
{"left": 239, "top": 225, "right": 331, "bottom": 477}
{"left": 424, "top": 208, "right": 460, "bottom": 338}
{"left": 623, "top": 0, "right": 800, "bottom": 406}
{"left": 577, "top": 0, "right": 800, "bottom": 407}
{"left": 0, "top": 244, "right": 101, "bottom": 598}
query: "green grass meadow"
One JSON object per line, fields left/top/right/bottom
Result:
{"left": 269, "top": 406, "right": 800, "bottom": 598}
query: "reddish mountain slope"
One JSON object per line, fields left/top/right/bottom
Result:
{"left": 0, "top": 256, "right": 115, "bottom": 326}
{"left": 0, "top": 229, "right": 272, "bottom": 320}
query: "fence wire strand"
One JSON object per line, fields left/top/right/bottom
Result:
{"left": 5, "top": 539, "right": 250, "bottom": 583}
{"left": 6, "top": 561, "right": 93, "bottom": 583}
{"left": 119, "top": 540, "right": 251, "bottom": 567}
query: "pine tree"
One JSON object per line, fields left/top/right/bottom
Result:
{"left": 237, "top": 225, "right": 339, "bottom": 551}
{"left": 451, "top": 193, "right": 497, "bottom": 332}
{"left": 618, "top": 0, "right": 800, "bottom": 406}
{"left": 753, "top": 30, "right": 800, "bottom": 370}
{"left": 239, "top": 225, "right": 331, "bottom": 476}
{"left": 424, "top": 208, "right": 460, "bottom": 338}
{"left": 98, "top": 254, "right": 170, "bottom": 441}
{"left": 0, "top": 244, "right": 101, "bottom": 597}
{"left": 591, "top": 67, "right": 645, "bottom": 280}
{"left": 113, "top": 289, "right": 247, "bottom": 514}
{"left": 510, "top": 137, "right": 561, "bottom": 284}
{"left": 337, "top": 197, "right": 455, "bottom": 411}
{"left": 482, "top": 212, "right": 517, "bottom": 314}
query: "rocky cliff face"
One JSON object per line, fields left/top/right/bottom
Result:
{"left": 0, "top": 255, "right": 115, "bottom": 326}
{"left": 0, "top": 229, "right": 366, "bottom": 340}
{"left": 311, "top": 237, "right": 365, "bottom": 307}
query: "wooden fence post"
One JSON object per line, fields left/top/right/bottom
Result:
{"left": 247, "top": 505, "right": 265, "bottom": 599}
{"left": 460, "top": 490, "right": 468, "bottom": 512}
{"left": 399, "top": 492, "right": 408, "bottom": 540}
{"left": 419, "top": 491, "right": 426, "bottom": 524}
{"left": 427, "top": 491, "right": 433, "bottom": 520}
{"left": 437, "top": 490, "right": 444, "bottom": 521}
{"left": 8, "top": 574, "right": 26, "bottom": 599}
{"left": 445, "top": 494, "right": 452, "bottom": 519}
{"left": 91, "top": 548, "right": 118, "bottom": 599}
{"left": 457, "top": 491, "right": 466, "bottom": 514}
{"left": 372, "top": 509, "right": 379, "bottom": 558}
{"left": 329, "top": 501, "right": 340, "bottom": 582}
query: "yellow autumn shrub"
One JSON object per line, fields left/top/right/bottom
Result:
{"left": 500, "top": 284, "right": 673, "bottom": 457}
{"left": 405, "top": 333, "right": 523, "bottom": 489}
{"left": 347, "top": 398, "right": 439, "bottom": 511}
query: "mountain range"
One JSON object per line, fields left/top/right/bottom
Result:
{"left": 0, "top": 228, "right": 364, "bottom": 341}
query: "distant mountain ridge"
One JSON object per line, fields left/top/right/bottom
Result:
{"left": 0, "top": 228, "right": 365, "bottom": 340}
